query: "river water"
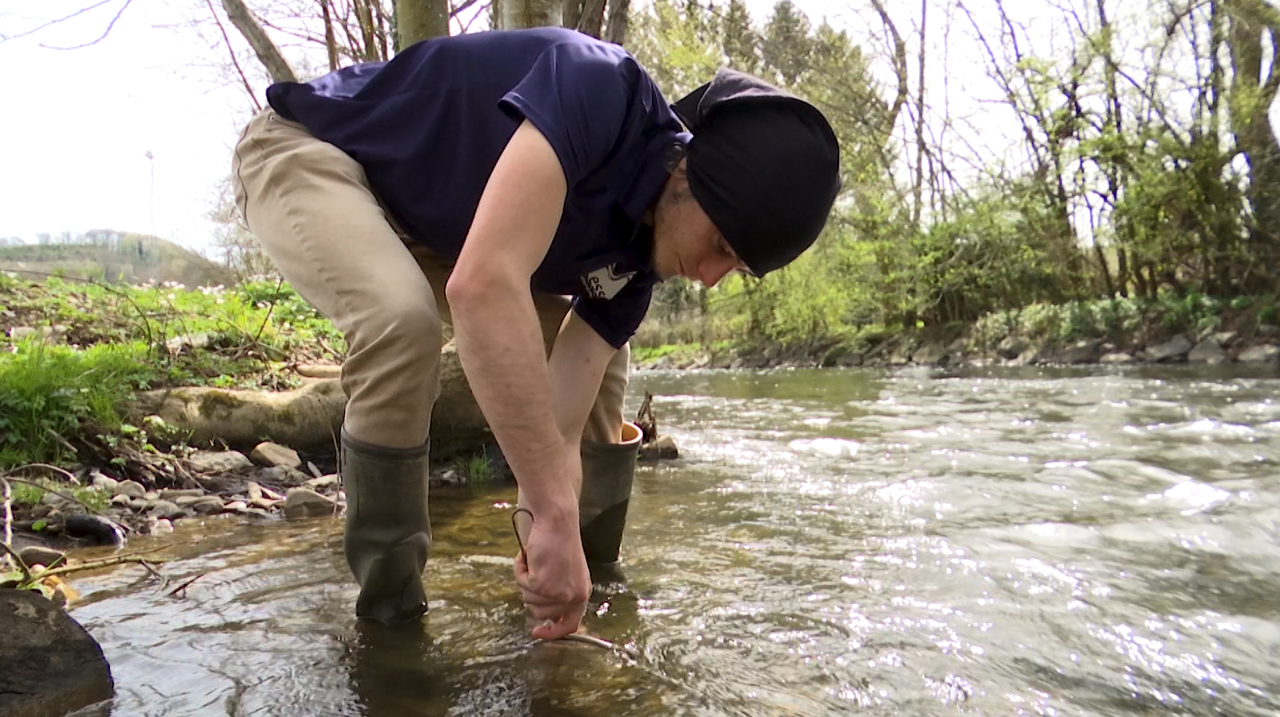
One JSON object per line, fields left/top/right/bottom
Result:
{"left": 65, "top": 365, "right": 1280, "bottom": 716}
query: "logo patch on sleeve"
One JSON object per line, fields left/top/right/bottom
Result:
{"left": 581, "top": 264, "right": 636, "bottom": 300}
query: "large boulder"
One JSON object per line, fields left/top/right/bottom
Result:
{"left": 911, "top": 341, "right": 948, "bottom": 366}
{"left": 0, "top": 590, "right": 114, "bottom": 716}
{"left": 1145, "top": 335, "right": 1193, "bottom": 363}
{"left": 1052, "top": 339, "right": 1103, "bottom": 365}
{"left": 1238, "top": 344, "right": 1280, "bottom": 364}
{"left": 1188, "top": 338, "right": 1226, "bottom": 364}
{"left": 136, "top": 341, "right": 489, "bottom": 461}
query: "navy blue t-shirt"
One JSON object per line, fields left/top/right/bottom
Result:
{"left": 265, "top": 28, "right": 687, "bottom": 348}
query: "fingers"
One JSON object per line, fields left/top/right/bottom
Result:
{"left": 531, "top": 603, "right": 587, "bottom": 641}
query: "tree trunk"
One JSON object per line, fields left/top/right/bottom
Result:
{"left": 396, "top": 0, "right": 449, "bottom": 48}
{"left": 910, "top": 0, "right": 927, "bottom": 228}
{"left": 222, "top": 0, "right": 296, "bottom": 83}
{"left": 1226, "top": 0, "right": 1280, "bottom": 291}
{"left": 496, "top": 0, "right": 562, "bottom": 29}
{"left": 321, "top": 0, "right": 339, "bottom": 71}
{"left": 563, "top": 0, "right": 584, "bottom": 31}
{"left": 604, "top": 0, "right": 630, "bottom": 44}
{"left": 576, "top": 0, "right": 607, "bottom": 37}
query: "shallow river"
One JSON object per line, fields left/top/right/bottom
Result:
{"left": 66, "top": 365, "right": 1280, "bottom": 716}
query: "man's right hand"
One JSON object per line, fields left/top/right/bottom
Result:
{"left": 513, "top": 505, "right": 591, "bottom": 640}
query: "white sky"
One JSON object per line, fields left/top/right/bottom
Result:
{"left": 0, "top": 0, "right": 1131, "bottom": 255}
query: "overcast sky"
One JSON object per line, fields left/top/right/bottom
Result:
{"left": 0, "top": 0, "right": 1021, "bottom": 255}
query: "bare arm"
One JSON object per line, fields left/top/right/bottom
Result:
{"left": 548, "top": 310, "right": 618, "bottom": 454}
{"left": 447, "top": 120, "right": 574, "bottom": 518}
{"left": 445, "top": 120, "right": 588, "bottom": 639}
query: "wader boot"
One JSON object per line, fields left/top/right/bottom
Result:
{"left": 340, "top": 429, "right": 431, "bottom": 624}
{"left": 578, "top": 422, "right": 643, "bottom": 565}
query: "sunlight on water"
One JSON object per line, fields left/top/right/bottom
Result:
{"left": 62, "top": 364, "right": 1280, "bottom": 716}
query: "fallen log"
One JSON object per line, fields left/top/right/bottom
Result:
{"left": 134, "top": 342, "right": 490, "bottom": 461}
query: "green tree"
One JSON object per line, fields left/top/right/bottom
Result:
{"left": 760, "top": 0, "right": 811, "bottom": 85}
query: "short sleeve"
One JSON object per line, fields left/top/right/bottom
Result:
{"left": 498, "top": 41, "right": 640, "bottom": 185}
{"left": 571, "top": 278, "right": 654, "bottom": 349}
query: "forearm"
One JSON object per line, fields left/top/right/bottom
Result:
{"left": 451, "top": 284, "right": 579, "bottom": 518}
{"left": 547, "top": 311, "right": 615, "bottom": 448}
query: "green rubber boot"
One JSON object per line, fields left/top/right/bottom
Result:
{"left": 578, "top": 422, "right": 643, "bottom": 565}
{"left": 340, "top": 429, "right": 431, "bottom": 624}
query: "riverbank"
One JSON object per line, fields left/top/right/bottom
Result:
{"left": 633, "top": 296, "right": 1280, "bottom": 371}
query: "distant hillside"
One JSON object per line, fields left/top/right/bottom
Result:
{"left": 0, "top": 231, "right": 233, "bottom": 287}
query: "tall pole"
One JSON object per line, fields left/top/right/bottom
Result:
{"left": 144, "top": 150, "right": 155, "bottom": 237}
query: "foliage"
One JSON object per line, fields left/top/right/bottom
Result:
{"left": 457, "top": 452, "right": 494, "bottom": 484}
{"left": 8, "top": 480, "right": 109, "bottom": 512}
{"left": 969, "top": 292, "right": 1273, "bottom": 351}
{"left": 0, "top": 274, "right": 343, "bottom": 468}
{"left": 628, "top": 0, "right": 1279, "bottom": 354}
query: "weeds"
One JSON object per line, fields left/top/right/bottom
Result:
{"left": 0, "top": 274, "right": 344, "bottom": 469}
{"left": 457, "top": 453, "right": 493, "bottom": 484}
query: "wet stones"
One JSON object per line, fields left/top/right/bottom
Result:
{"left": 1188, "top": 338, "right": 1227, "bottom": 364}
{"left": 63, "top": 515, "right": 125, "bottom": 546}
{"left": 0, "top": 590, "right": 113, "bottom": 717}
{"left": 282, "top": 488, "right": 336, "bottom": 518}
{"left": 187, "top": 449, "right": 254, "bottom": 473}
{"left": 1238, "top": 344, "right": 1280, "bottom": 363}
{"left": 1146, "top": 335, "right": 1194, "bottom": 363}
{"left": 639, "top": 435, "right": 680, "bottom": 461}
{"left": 112, "top": 480, "right": 146, "bottom": 499}
{"left": 17, "top": 546, "right": 67, "bottom": 568}
{"left": 250, "top": 442, "right": 301, "bottom": 469}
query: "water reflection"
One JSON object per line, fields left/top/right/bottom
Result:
{"left": 63, "top": 365, "right": 1280, "bottom": 715}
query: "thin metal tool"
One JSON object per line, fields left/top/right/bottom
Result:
{"left": 510, "top": 506, "right": 630, "bottom": 654}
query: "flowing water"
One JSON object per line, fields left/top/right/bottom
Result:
{"left": 65, "top": 365, "right": 1280, "bottom": 716}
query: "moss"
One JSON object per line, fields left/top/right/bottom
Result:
{"left": 273, "top": 406, "right": 298, "bottom": 428}
{"left": 197, "top": 390, "right": 247, "bottom": 420}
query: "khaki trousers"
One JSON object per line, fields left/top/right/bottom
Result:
{"left": 232, "top": 108, "right": 629, "bottom": 449}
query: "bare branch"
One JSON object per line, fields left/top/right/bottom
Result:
{"left": 38, "top": 0, "right": 134, "bottom": 50}
{"left": 867, "top": 0, "right": 910, "bottom": 138}
{"left": 205, "top": 0, "right": 261, "bottom": 111}
{"left": 222, "top": 0, "right": 298, "bottom": 83}
{"left": 0, "top": 0, "right": 114, "bottom": 44}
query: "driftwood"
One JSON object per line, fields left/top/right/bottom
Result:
{"left": 134, "top": 342, "right": 490, "bottom": 460}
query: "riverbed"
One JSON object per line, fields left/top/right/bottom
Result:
{"left": 65, "top": 364, "right": 1280, "bottom": 715}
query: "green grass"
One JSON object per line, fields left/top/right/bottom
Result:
{"left": 456, "top": 453, "right": 494, "bottom": 484}
{"left": 0, "top": 274, "right": 346, "bottom": 469}
{"left": 8, "top": 480, "right": 109, "bottom": 512}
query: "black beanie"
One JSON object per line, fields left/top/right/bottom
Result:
{"left": 672, "top": 69, "right": 841, "bottom": 277}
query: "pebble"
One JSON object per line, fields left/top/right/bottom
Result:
{"left": 110, "top": 494, "right": 133, "bottom": 507}
{"left": 640, "top": 435, "right": 680, "bottom": 460}
{"left": 64, "top": 515, "right": 125, "bottom": 546}
{"left": 17, "top": 546, "right": 66, "bottom": 568}
{"left": 112, "top": 480, "right": 146, "bottom": 499}
{"left": 159, "top": 489, "right": 204, "bottom": 500}
{"left": 305, "top": 474, "right": 339, "bottom": 490}
{"left": 90, "top": 472, "right": 118, "bottom": 492}
{"left": 224, "top": 501, "right": 247, "bottom": 511}
{"left": 260, "top": 466, "right": 310, "bottom": 486}
{"left": 147, "top": 500, "right": 189, "bottom": 521}
{"left": 250, "top": 497, "right": 281, "bottom": 511}
{"left": 149, "top": 518, "right": 174, "bottom": 534}
{"left": 246, "top": 482, "right": 264, "bottom": 502}
{"left": 283, "top": 488, "right": 336, "bottom": 518}
{"left": 143, "top": 491, "right": 159, "bottom": 501}
{"left": 250, "top": 442, "right": 302, "bottom": 469}
{"left": 189, "top": 496, "right": 225, "bottom": 514}
{"left": 259, "top": 485, "right": 286, "bottom": 501}
{"left": 187, "top": 450, "right": 254, "bottom": 473}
